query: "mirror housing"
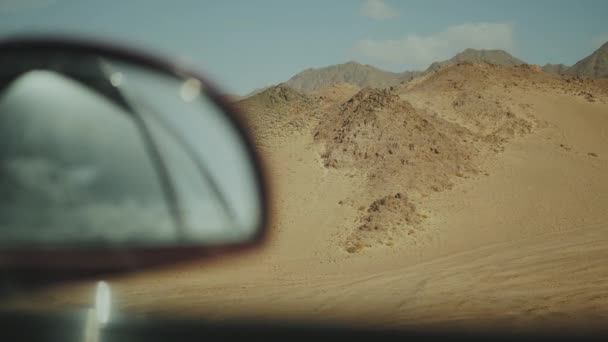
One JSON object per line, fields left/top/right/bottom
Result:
{"left": 0, "top": 36, "right": 268, "bottom": 276}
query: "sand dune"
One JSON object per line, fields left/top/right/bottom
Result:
{"left": 8, "top": 63, "right": 608, "bottom": 333}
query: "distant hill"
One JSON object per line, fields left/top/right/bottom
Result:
{"left": 566, "top": 41, "right": 608, "bottom": 79}
{"left": 426, "top": 48, "right": 526, "bottom": 72}
{"left": 542, "top": 63, "right": 570, "bottom": 76}
{"left": 285, "top": 61, "right": 418, "bottom": 92}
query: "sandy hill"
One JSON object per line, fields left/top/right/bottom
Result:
{"left": 286, "top": 61, "right": 418, "bottom": 92}
{"left": 566, "top": 41, "right": 608, "bottom": 79}
{"left": 313, "top": 88, "right": 479, "bottom": 251}
{"left": 239, "top": 62, "right": 607, "bottom": 253}
{"left": 426, "top": 48, "right": 525, "bottom": 72}
{"left": 235, "top": 84, "right": 320, "bottom": 141}
{"left": 312, "top": 63, "right": 553, "bottom": 252}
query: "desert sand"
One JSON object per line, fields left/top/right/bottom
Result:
{"left": 7, "top": 63, "right": 608, "bottom": 333}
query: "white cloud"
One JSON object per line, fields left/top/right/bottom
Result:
{"left": 591, "top": 33, "right": 608, "bottom": 49}
{"left": 360, "top": 0, "right": 399, "bottom": 20}
{"left": 353, "top": 22, "right": 515, "bottom": 68}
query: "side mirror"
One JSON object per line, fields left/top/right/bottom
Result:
{"left": 0, "top": 37, "right": 268, "bottom": 275}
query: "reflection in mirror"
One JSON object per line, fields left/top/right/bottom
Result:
{"left": 0, "top": 50, "right": 262, "bottom": 248}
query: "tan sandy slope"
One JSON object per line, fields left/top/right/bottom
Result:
{"left": 8, "top": 63, "right": 608, "bottom": 333}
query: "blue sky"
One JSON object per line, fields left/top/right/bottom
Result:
{"left": 0, "top": 0, "right": 607, "bottom": 94}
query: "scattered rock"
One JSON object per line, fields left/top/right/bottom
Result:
{"left": 345, "top": 193, "right": 422, "bottom": 252}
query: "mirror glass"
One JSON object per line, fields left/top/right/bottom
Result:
{"left": 0, "top": 49, "right": 263, "bottom": 248}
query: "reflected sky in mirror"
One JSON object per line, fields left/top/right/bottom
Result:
{"left": 0, "top": 70, "right": 176, "bottom": 246}
{"left": 0, "top": 54, "right": 262, "bottom": 248}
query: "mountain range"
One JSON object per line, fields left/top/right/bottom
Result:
{"left": 240, "top": 42, "right": 608, "bottom": 97}
{"left": 564, "top": 41, "right": 608, "bottom": 79}
{"left": 284, "top": 61, "right": 419, "bottom": 92}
